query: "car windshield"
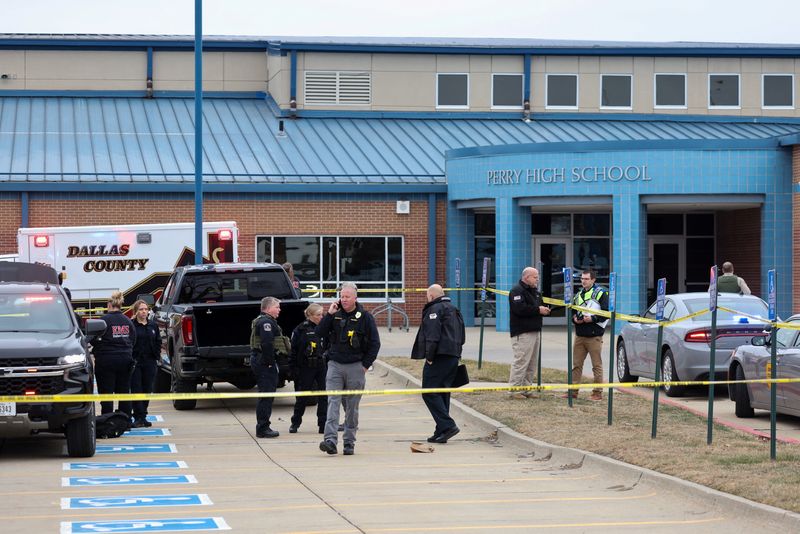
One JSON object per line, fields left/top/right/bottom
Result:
{"left": 178, "top": 271, "right": 294, "bottom": 304}
{"left": 685, "top": 297, "right": 769, "bottom": 322}
{"left": 0, "top": 292, "right": 73, "bottom": 332}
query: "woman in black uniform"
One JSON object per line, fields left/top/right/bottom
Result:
{"left": 289, "top": 303, "right": 328, "bottom": 434}
{"left": 130, "top": 299, "right": 161, "bottom": 427}
{"left": 93, "top": 291, "right": 136, "bottom": 417}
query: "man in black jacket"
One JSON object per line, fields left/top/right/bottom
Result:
{"left": 250, "top": 296, "right": 283, "bottom": 438}
{"left": 508, "top": 267, "right": 550, "bottom": 399}
{"left": 316, "top": 282, "right": 380, "bottom": 456}
{"left": 411, "top": 284, "right": 465, "bottom": 444}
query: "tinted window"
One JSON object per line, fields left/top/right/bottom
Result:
{"left": 601, "top": 75, "right": 632, "bottom": 107}
{"left": 272, "top": 236, "right": 321, "bottom": 281}
{"left": 647, "top": 214, "right": 683, "bottom": 235}
{"left": 0, "top": 292, "right": 72, "bottom": 332}
{"left": 493, "top": 74, "right": 523, "bottom": 107}
{"left": 547, "top": 75, "right": 578, "bottom": 107}
{"left": 475, "top": 213, "right": 495, "bottom": 236}
{"left": 685, "top": 297, "right": 768, "bottom": 321}
{"left": 179, "top": 271, "right": 294, "bottom": 303}
{"left": 655, "top": 74, "right": 686, "bottom": 107}
{"left": 776, "top": 327, "right": 797, "bottom": 349}
{"left": 532, "top": 214, "right": 570, "bottom": 235}
{"left": 574, "top": 214, "right": 610, "bottom": 236}
{"left": 438, "top": 74, "right": 468, "bottom": 107}
{"left": 340, "top": 237, "right": 386, "bottom": 282}
{"left": 709, "top": 75, "right": 739, "bottom": 107}
{"left": 763, "top": 75, "right": 793, "bottom": 107}
{"left": 664, "top": 300, "right": 677, "bottom": 321}
{"left": 686, "top": 214, "right": 714, "bottom": 236}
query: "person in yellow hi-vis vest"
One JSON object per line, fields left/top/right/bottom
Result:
{"left": 563, "top": 270, "right": 609, "bottom": 401}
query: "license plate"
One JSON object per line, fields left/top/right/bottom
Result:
{"left": 0, "top": 402, "right": 16, "bottom": 416}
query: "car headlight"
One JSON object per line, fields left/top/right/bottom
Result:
{"left": 58, "top": 353, "right": 87, "bottom": 365}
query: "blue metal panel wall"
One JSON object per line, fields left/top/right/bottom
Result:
{"left": 446, "top": 202, "right": 475, "bottom": 324}
{"left": 494, "top": 197, "right": 531, "bottom": 331}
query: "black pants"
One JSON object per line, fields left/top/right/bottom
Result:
{"left": 131, "top": 358, "right": 157, "bottom": 422}
{"left": 95, "top": 355, "right": 134, "bottom": 416}
{"left": 421, "top": 356, "right": 459, "bottom": 434}
{"left": 251, "top": 354, "right": 279, "bottom": 432}
{"left": 291, "top": 364, "right": 328, "bottom": 428}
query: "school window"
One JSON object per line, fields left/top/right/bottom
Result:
{"left": 546, "top": 74, "right": 578, "bottom": 108}
{"left": 437, "top": 73, "right": 469, "bottom": 108}
{"left": 600, "top": 75, "right": 632, "bottom": 108}
{"left": 492, "top": 74, "right": 523, "bottom": 108}
{"left": 655, "top": 74, "right": 686, "bottom": 108}
{"left": 709, "top": 74, "right": 740, "bottom": 108}
{"left": 255, "top": 235, "right": 404, "bottom": 301}
{"left": 763, "top": 74, "right": 794, "bottom": 108}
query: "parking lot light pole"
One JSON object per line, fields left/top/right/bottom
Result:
{"left": 193, "top": 0, "right": 204, "bottom": 265}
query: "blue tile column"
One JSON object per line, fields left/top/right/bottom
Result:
{"left": 613, "top": 194, "right": 646, "bottom": 326}
{"left": 762, "top": 194, "right": 792, "bottom": 319}
{"left": 446, "top": 202, "right": 475, "bottom": 324}
{"left": 495, "top": 197, "right": 532, "bottom": 332}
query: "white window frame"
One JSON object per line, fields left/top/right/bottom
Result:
{"left": 436, "top": 73, "right": 470, "bottom": 109}
{"left": 491, "top": 73, "right": 524, "bottom": 110}
{"left": 545, "top": 73, "right": 579, "bottom": 110}
{"left": 708, "top": 73, "right": 741, "bottom": 109}
{"left": 762, "top": 73, "right": 795, "bottom": 109}
{"left": 653, "top": 73, "right": 687, "bottom": 109}
{"left": 600, "top": 74, "right": 633, "bottom": 110}
{"left": 253, "top": 234, "right": 405, "bottom": 303}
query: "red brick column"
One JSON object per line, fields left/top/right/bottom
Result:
{"left": 0, "top": 198, "right": 22, "bottom": 255}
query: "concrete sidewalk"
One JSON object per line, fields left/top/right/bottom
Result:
{"left": 377, "top": 326, "right": 800, "bottom": 443}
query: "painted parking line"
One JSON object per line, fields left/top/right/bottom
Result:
{"left": 60, "top": 517, "right": 230, "bottom": 533}
{"left": 62, "top": 475, "right": 198, "bottom": 487}
{"left": 125, "top": 428, "right": 172, "bottom": 437}
{"left": 63, "top": 462, "right": 189, "bottom": 471}
{"left": 96, "top": 444, "right": 177, "bottom": 455}
{"left": 61, "top": 494, "right": 212, "bottom": 510}
{"left": 146, "top": 415, "right": 164, "bottom": 423}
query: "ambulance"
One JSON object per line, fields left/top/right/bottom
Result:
{"left": 17, "top": 221, "right": 238, "bottom": 311}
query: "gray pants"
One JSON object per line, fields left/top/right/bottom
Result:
{"left": 509, "top": 331, "right": 541, "bottom": 388}
{"left": 324, "top": 360, "right": 366, "bottom": 445}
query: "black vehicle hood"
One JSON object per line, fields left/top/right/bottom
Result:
{"left": 0, "top": 331, "right": 83, "bottom": 358}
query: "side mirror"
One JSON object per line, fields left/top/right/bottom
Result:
{"left": 751, "top": 335, "right": 768, "bottom": 347}
{"left": 137, "top": 293, "right": 155, "bottom": 306}
{"left": 85, "top": 318, "right": 107, "bottom": 337}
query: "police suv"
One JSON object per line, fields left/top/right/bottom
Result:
{"left": 0, "top": 262, "right": 106, "bottom": 457}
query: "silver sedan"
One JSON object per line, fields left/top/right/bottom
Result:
{"left": 728, "top": 314, "right": 800, "bottom": 418}
{"left": 616, "top": 293, "right": 769, "bottom": 397}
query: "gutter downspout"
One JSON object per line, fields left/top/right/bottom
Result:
{"left": 428, "top": 193, "right": 437, "bottom": 285}
{"left": 146, "top": 47, "right": 154, "bottom": 98}
{"left": 523, "top": 54, "right": 531, "bottom": 121}
{"left": 20, "top": 192, "right": 28, "bottom": 228}
{"left": 289, "top": 50, "right": 298, "bottom": 118}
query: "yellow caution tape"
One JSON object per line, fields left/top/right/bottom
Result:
{"left": 3, "top": 377, "right": 799, "bottom": 404}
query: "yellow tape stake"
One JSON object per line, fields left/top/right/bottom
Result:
{"left": 5, "top": 377, "right": 800, "bottom": 403}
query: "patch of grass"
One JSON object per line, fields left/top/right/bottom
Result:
{"left": 382, "top": 356, "right": 800, "bottom": 514}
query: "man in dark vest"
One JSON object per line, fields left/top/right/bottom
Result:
{"left": 564, "top": 270, "right": 608, "bottom": 401}
{"left": 316, "top": 282, "right": 380, "bottom": 456}
{"left": 411, "top": 284, "right": 465, "bottom": 444}
{"left": 716, "top": 262, "right": 751, "bottom": 295}
{"left": 250, "top": 296, "right": 285, "bottom": 438}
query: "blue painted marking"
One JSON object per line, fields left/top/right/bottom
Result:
{"left": 60, "top": 517, "right": 230, "bottom": 533}
{"left": 656, "top": 278, "right": 667, "bottom": 321}
{"left": 64, "top": 462, "right": 188, "bottom": 471}
{"left": 125, "top": 428, "right": 171, "bottom": 437}
{"left": 63, "top": 475, "right": 197, "bottom": 487}
{"left": 145, "top": 415, "right": 164, "bottom": 422}
{"left": 96, "top": 444, "right": 177, "bottom": 455}
{"left": 62, "top": 494, "right": 212, "bottom": 510}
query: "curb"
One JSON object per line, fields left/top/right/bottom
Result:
{"left": 374, "top": 359, "right": 800, "bottom": 531}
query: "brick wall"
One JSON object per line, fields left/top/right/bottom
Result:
{"left": 716, "top": 207, "right": 761, "bottom": 297}
{"left": 0, "top": 200, "right": 22, "bottom": 254}
{"left": 22, "top": 197, "right": 446, "bottom": 325}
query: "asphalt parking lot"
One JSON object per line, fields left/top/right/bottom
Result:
{"left": 0, "top": 360, "right": 796, "bottom": 534}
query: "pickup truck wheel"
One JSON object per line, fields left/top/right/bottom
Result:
{"left": 66, "top": 404, "right": 96, "bottom": 458}
{"left": 172, "top": 375, "right": 197, "bottom": 410}
{"left": 154, "top": 368, "right": 171, "bottom": 393}
{"left": 734, "top": 365, "right": 755, "bottom": 418}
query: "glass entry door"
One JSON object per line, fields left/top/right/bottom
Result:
{"left": 648, "top": 237, "right": 685, "bottom": 304}
{"left": 534, "top": 238, "right": 572, "bottom": 324}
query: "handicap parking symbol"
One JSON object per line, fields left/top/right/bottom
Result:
{"left": 96, "top": 444, "right": 177, "bottom": 454}
{"left": 124, "top": 428, "right": 171, "bottom": 437}
{"left": 64, "top": 461, "right": 188, "bottom": 471}
{"left": 60, "top": 517, "right": 230, "bottom": 533}
{"left": 62, "top": 475, "right": 197, "bottom": 487}
{"left": 62, "top": 494, "right": 212, "bottom": 510}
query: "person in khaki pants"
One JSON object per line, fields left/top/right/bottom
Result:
{"left": 507, "top": 267, "right": 551, "bottom": 399}
{"left": 565, "top": 270, "right": 609, "bottom": 401}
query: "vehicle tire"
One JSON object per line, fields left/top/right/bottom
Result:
{"left": 172, "top": 374, "right": 197, "bottom": 411}
{"left": 66, "top": 403, "right": 96, "bottom": 458}
{"left": 616, "top": 340, "right": 638, "bottom": 383}
{"left": 662, "top": 348, "right": 685, "bottom": 397}
{"left": 154, "top": 368, "right": 171, "bottom": 393}
{"left": 734, "top": 365, "right": 755, "bottom": 418}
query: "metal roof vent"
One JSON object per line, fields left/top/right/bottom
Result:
{"left": 305, "top": 71, "right": 371, "bottom": 105}
{"left": 276, "top": 120, "right": 287, "bottom": 138}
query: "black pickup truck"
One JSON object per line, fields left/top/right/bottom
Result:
{"left": 0, "top": 261, "right": 106, "bottom": 457}
{"left": 153, "top": 262, "right": 307, "bottom": 410}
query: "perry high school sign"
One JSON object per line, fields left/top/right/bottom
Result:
{"left": 487, "top": 165, "right": 652, "bottom": 185}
